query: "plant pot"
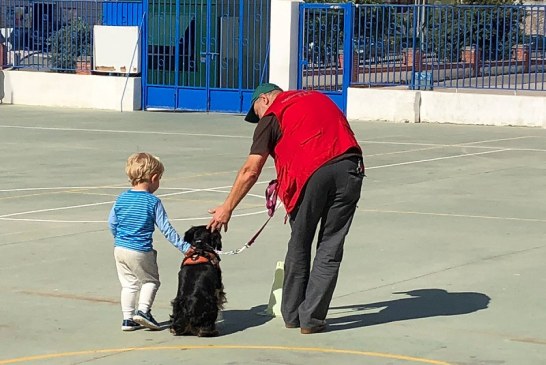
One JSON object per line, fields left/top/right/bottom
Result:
{"left": 403, "top": 48, "right": 423, "bottom": 70}
{"left": 461, "top": 46, "right": 479, "bottom": 64}
{"left": 512, "top": 45, "right": 529, "bottom": 62}
{"left": 76, "top": 59, "right": 92, "bottom": 75}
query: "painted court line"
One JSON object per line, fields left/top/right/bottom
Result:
{"left": 366, "top": 149, "right": 509, "bottom": 169}
{"left": 0, "top": 187, "right": 267, "bottom": 222}
{"left": 0, "top": 187, "right": 233, "bottom": 218}
{"left": 362, "top": 209, "right": 546, "bottom": 224}
{"left": 0, "top": 345, "right": 453, "bottom": 365}
{"left": 459, "top": 136, "right": 537, "bottom": 145}
{"left": 0, "top": 150, "right": 514, "bottom": 222}
{"left": 0, "top": 125, "right": 251, "bottom": 139}
{"left": 3, "top": 124, "right": 544, "bottom": 152}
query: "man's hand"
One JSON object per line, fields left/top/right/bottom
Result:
{"left": 206, "top": 154, "right": 267, "bottom": 233}
{"left": 207, "top": 205, "right": 232, "bottom": 232}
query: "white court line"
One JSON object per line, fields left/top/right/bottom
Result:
{"left": 366, "top": 149, "right": 509, "bottom": 169}
{"left": 366, "top": 146, "right": 446, "bottom": 157}
{"left": 359, "top": 135, "right": 545, "bottom": 152}
{"left": 0, "top": 208, "right": 271, "bottom": 223}
{"left": 0, "top": 186, "right": 195, "bottom": 192}
{"left": 0, "top": 148, "right": 524, "bottom": 223}
{"left": 3, "top": 124, "right": 544, "bottom": 151}
{"left": 0, "top": 187, "right": 266, "bottom": 222}
{"left": 0, "top": 125, "right": 251, "bottom": 139}
{"left": 459, "top": 136, "right": 538, "bottom": 145}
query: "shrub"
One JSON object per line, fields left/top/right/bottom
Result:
{"left": 48, "top": 17, "right": 92, "bottom": 72}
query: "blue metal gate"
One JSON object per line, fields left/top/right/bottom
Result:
{"left": 143, "top": 0, "right": 270, "bottom": 111}
{"left": 298, "top": 2, "right": 353, "bottom": 113}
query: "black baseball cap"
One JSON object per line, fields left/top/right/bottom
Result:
{"left": 244, "top": 83, "right": 282, "bottom": 123}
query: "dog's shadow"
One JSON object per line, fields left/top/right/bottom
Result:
{"left": 220, "top": 305, "right": 273, "bottom": 335}
{"left": 328, "top": 288, "right": 490, "bottom": 331}
{"left": 141, "top": 306, "right": 271, "bottom": 334}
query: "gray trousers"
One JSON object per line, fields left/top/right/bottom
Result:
{"left": 114, "top": 247, "right": 161, "bottom": 319}
{"left": 281, "top": 157, "right": 363, "bottom": 328}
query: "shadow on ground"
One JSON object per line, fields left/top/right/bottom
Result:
{"left": 221, "top": 304, "right": 273, "bottom": 335}
{"left": 328, "top": 288, "right": 490, "bottom": 331}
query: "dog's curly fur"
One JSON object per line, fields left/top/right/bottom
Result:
{"left": 170, "top": 225, "right": 226, "bottom": 337}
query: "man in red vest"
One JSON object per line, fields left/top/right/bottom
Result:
{"left": 208, "top": 83, "right": 364, "bottom": 334}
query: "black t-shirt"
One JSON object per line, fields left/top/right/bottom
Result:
{"left": 250, "top": 115, "right": 282, "bottom": 156}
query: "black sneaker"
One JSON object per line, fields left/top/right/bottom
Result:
{"left": 121, "top": 319, "right": 141, "bottom": 331}
{"left": 133, "top": 310, "right": 161, "bottom": 330}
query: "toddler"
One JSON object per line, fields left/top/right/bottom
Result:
{"left": 108, "top": 152, "right": 190, "bottom": 331}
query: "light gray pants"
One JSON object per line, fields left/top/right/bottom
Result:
{"left": 114, "top": 247, "right": 161, "bottom": 320}
{"left": 281, "top": 157, "right": 363, "bottom": 328}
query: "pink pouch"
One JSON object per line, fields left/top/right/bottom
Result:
{"left": 265, "top": 179, "right": 279, "bottom": 217}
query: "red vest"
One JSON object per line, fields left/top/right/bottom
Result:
{"left": 264, "top": 90, "right": 362, "bottom": 213}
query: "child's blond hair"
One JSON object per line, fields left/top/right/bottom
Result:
{"left": 125, "top": 152, "right": 165, "bottom": 186}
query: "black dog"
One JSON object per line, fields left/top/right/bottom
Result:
{"left": 170, "top": 225, "right": 226, "bottom": 337}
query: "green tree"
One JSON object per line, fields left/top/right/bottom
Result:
{"left": 423, "top": 0, "right": 525, "bottom": 62}
{"left": 48, "top": 18, "right": 92, "bottom": 71}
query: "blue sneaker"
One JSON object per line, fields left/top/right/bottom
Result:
{"left": 133, "top": 310, "right": 161, "bottom": 330}
{"left": 121, "top": 319, "right": 141, "bottom": 331}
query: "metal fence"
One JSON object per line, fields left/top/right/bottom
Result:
{"left": 0, "top": 0, "right": 141, "bottom": 72}
{"left": 302, "top": 4, "right": 546, "bottom": 92}
{"left": 143, "top": 0, "right": 271, "bottom": 111}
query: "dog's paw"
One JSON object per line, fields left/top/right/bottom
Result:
{"left": 197, "top": 329, "right": 219, "bottom": 337}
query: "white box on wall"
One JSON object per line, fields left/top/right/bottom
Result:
{"left": 93, "top": 25, "right": 140, "bottom": 74}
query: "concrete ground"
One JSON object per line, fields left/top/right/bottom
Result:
{"left": 1, "top": 105, "right": 545, "bottom": 365}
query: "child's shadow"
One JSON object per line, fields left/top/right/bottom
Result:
{"left": 328, "top": 288, "right": 490, "bottom": 331}
{"left": 220, "top": 305, "right": 273, "bottom": 335}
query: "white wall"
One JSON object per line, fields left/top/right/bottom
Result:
{"left": 269, "top": 0, "right": 301, "bottom": 90}
{"left": 419, "top": 91, "right": 546, "bottom": 128}
{"left": 1, "top": 70, "right": 141, "bottom": 111}
{"left": 346, "top": 87, "right": 546, "bottom": 128}
{"left": 347, "top": 88, "right": 420, "bottom": 123}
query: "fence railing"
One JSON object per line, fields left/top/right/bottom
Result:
{"left": 0, "top": 0, "right": 142, "bottom": 73}
{"left": 303, "top": 4, "right": 546, "bottom": 92}
{"left": 357, "top": 4, "right": 546, "bottom": 91}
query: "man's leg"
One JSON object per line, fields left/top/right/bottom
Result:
{"left": 281, "top": 171, "right": 330, "bottom": 326}
{"left": 298, "top": 158, "right": 363, "bottom": 329}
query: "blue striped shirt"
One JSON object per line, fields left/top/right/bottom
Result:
{"left": 108, "top": 190, "right": 190, "bottom": 253}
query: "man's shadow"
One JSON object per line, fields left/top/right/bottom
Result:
{"left": 220, "top": 304, "right": 273, "bottom": 335}
{"left": 328, "top": 288, "right": 490, "bottom": 331}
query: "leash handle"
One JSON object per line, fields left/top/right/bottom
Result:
{"left": 265, "top": 179, "right": 279, "bottom": 218}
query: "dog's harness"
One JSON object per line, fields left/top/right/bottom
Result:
{"left": 183, "top": 244, "right": 221, "bottom": 268}
{"left": 216, "top": 180, "right": 280, "bottom": 256}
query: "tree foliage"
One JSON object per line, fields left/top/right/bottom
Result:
{"left": 48, "top": 18, "right": 92, "bottom": 71}
{"left": 422, "top": 1, "right": 525, "bottom": 62}
{"left": 303, "top": 0, "right": 526, "bottom": 62}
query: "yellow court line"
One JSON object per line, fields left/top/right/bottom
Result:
{"left": 0, "top": 345, "right": 452, "bottom": 365}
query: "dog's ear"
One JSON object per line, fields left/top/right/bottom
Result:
{"left": 210, "top": 230, "right": 222, "bottom": 251}
{"left": 183, "top": 226, "right": 199, "bottom": 244}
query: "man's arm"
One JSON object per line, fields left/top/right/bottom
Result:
{"left": 207, "top": 153, "right": 268, "bottom": 232}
